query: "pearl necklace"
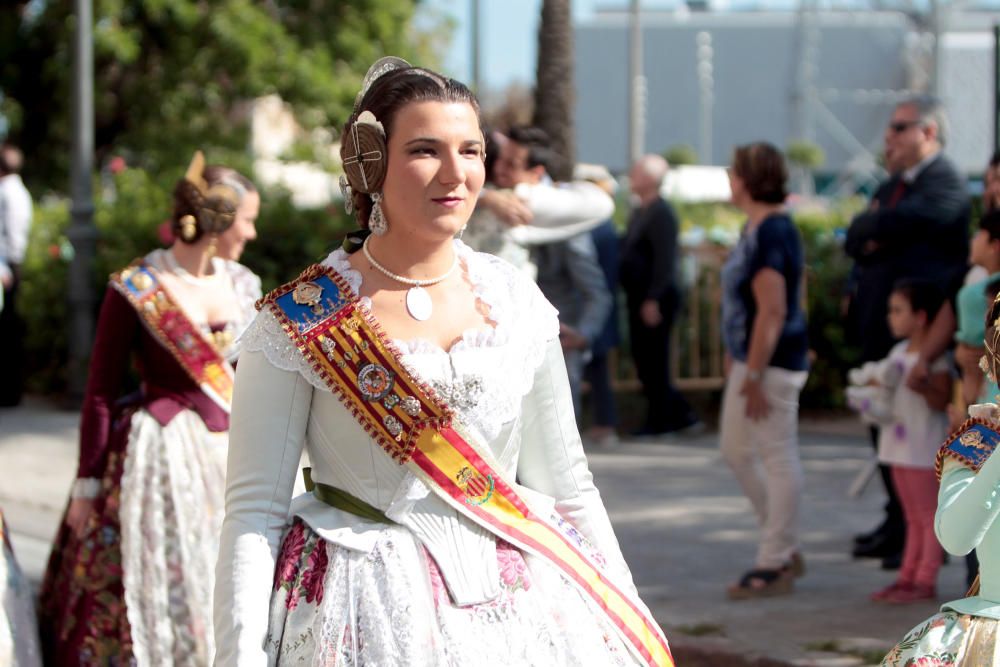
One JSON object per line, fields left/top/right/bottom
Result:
{"left": 362, "top": 235, "right": 457, "bottom": 321}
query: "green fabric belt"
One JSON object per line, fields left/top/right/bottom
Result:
{"left": 302, "top": 467, "right": 394, "bottom": 525}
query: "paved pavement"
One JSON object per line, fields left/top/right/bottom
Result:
{"left": 0, "top": 399, "right": 969, "bottom": 666}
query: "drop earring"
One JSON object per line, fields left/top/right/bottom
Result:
{"left": 369, "top": 192, "right": 388, "bottom": 236}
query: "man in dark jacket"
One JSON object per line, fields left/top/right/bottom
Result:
{"left": 621, "top": 155, "right": 700, "bottom": 436}
{"left": 846, "top": 94, "right": 970, "bottom": 566}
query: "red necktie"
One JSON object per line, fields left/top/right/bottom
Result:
{"left": 887, "top": 179, "right": 906, "bottom": 208}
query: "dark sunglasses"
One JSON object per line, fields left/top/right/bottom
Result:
{"left": 888, "top": 120, "right": 922, "bottom": 133}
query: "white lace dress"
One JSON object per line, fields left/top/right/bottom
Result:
{"left": 216, "top": 240, "right": 651, "bottom": 666}
{"left": 39, "top": 251, "right": 261, "bottom": 667}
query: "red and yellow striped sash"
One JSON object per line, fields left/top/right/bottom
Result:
{"left": 261, "top": 264, "right": 673, "bottom": 666}
{"left": 112, "top": 262, "right": 235, "bottom": 412}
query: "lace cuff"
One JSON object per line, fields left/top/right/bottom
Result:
{"left": 71, "top": 477, "right": 102, "bottom": 499}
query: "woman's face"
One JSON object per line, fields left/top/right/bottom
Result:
{"left": 216, "top": 190, "right": 260, "bottom": 261}
{"left": 379, "top": 100, "right": 485, "bottom": 241}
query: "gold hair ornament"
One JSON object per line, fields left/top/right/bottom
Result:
{"left": 179, "top": 214, "right": 197, "bottom": 242}
{"left": 179, "top": 151, "right": 240, "bottom": 238}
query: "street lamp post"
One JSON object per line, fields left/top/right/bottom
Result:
{"left": 628, "top": 0, "right": 645, "bottom": 166}
{"left": 67, "top": 0, "right": 96, "bottom": 400}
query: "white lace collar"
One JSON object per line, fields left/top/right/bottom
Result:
{"left": 241, "top": 240, "right": 559, "bottom": 444}
{"left": 320, "top": 239, "right": 511, "bottom": 356}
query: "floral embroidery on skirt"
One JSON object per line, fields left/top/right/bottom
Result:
{"left": 882, "top": 610, "right": 1000, "bottom": 666}
{"left": 39, "top": 408, "right": 227, "bottom": 667}
{"left": 265, "top": 519, "right": 635, "bottom": 666}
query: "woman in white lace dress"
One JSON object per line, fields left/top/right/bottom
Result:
{"left": 39, "top": 154, "right": 262, "bottom": 666}
{"left": 214, "top": 59, "right": 673, "bottom": 666}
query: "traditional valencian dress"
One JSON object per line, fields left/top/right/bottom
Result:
{"left": 1, "top": 508, "right": 42, "bottom": 667}
{"left": 39, "top": 249, "right": 261, "bottom": 666}
{"left": 883, "top": 405, "right": 1000, "bottom": 666}
{"left": 214, "top": 239, "right": 673, "bottom": 666}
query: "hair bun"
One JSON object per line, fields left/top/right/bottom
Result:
{"left": 341, "top": 110, "right": 387, "bottom": 194}
{"left": 199, "top": 191, "right": 237, "bottom": 234}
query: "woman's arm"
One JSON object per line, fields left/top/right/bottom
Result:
{"left": 917, "top": 369, "right": 953, "bottom": 412}
{"left": 516, "top": 338, "right": 636, "bottom": 592}
{"left": 66, "top": 286, "right": 140, "bottom": 534}
{"left": 743, "top": 267, "right": 788, "bottom": 419}
{"left": 214, "top": 349, "right": 314, "bottom": 667}
{"left": 936, "top": 451, "right": 1000, "bottom": 556}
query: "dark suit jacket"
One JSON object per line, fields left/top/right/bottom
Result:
{"left": 845, "top": 153, "right": 969, "bottom": 361}
{"left": 620, "top": 196, "right": 680, "bottom": 305}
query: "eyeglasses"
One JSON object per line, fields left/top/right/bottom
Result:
{"left": 888, "top": 120, "right": 922, "bottom": 133}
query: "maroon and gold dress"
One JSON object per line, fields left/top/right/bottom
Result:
{"left": 38, "top": 250, "right": 260, "bottom": 666}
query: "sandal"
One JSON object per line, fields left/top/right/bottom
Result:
{"left": 785, "top": 551, "right": 806, "bottom": 578}
{"left": 726, "top": 568, "right": 794, "bottom": 600}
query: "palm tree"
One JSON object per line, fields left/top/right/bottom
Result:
{"left": 533, "top": 0, "right": 575, "bottom": 181}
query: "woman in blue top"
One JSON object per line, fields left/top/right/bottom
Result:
{"left": 719, "top": 142, "right": 810, "bottom": 599}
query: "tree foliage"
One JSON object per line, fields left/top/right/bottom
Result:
{"left": 664, "top": 144, "right": 699, "bottom": 167}
{"left": 0, "top": 0, "right": 446, "bottom": 192}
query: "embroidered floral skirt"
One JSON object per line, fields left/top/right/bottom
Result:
{"left": 882, "top": 610, "right": 1000, "bottom": 666}
{"left": 266, "top": 518, "right": 637, "bottom": 666}
{"left": 1, "top": 509, "right": 42, "bottom": 667}
{"left": 39, "top": 408, "right": 227, "bottom": 667}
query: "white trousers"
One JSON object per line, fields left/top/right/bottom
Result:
{"left": 719, "top": 360, "right": 809, "bottom": 570}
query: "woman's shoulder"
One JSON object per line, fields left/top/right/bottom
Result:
{"left": 758, "top": 212, "right": 798, "bottom": 237}
{"left": 222, "top": 259, "right": 261, "bottom": 282}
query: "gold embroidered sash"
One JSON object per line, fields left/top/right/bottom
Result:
{"left": 111, "top": 262, "right": 235, "bottom": 413}
{"left": 262, "top": 264, "right": 673, "bottom": 667}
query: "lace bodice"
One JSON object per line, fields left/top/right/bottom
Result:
{"left": 145, "top": 249, "right": 261, "bottom": 361}
{"left": 241, "top": 239, "right": 558, "bottom": 443}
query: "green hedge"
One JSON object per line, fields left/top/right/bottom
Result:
{"left": 20, "top": 170, "right": 868, "bottom": 408}
{"left": 19, "top": 168, "right": 355, "bottom": 394}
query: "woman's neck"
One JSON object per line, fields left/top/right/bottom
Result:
{"left": 743, "top": 202, "right": 784, "bottom": 228}
{"left": 169, "top": 241, "right": 215, "bottom": 278}
{"left": 364, "top": 232, "right": 456, "bottom": 280}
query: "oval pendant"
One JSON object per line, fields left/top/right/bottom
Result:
{"left": 405, "top": 286, "right": 433, "bottom": 321}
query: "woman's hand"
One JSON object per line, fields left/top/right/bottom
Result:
{"left": 640, "top": 299, "right": 663, "bottom": 328}
{"left": 478, "top": 190, "right": 533, "bottom": 227}
{"left": 956, "top": 343, "right": 986, "bottom": 375}
{"left": 65, "top": 498, "right": 95, "bottom": 539}
{"left": 741, "top": 376, "right": 770, "bottom": 421}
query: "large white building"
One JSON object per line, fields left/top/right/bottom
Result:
{"left": 574, "top": 7, "right": 997, "bottom": 186}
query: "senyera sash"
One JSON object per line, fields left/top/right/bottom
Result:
{"left": 111, "top": 262, "right": 235, "bottom": 413}
{"left": 261, "top": 264, "right": 673, "bottom": 667}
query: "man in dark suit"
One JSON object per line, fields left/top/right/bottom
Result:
{"left": 846, "top": 94, "right": 970, "bottom": 566}
{"left": 621, "top": 155, "right": 700, "bottom": 437}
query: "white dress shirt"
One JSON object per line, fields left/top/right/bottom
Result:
{"left": 0, "top": 174, "right": 32, "bottom": 266}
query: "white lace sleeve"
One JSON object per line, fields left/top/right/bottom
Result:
{"left": 238, "top": 309, "right": 330, "bottom": 391}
